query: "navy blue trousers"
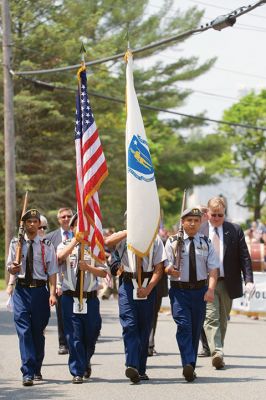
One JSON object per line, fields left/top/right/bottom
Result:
{"left": 119, "top": 281, "right": 155, "bottom": 375}
{"left": 61, "top": 295, "right": 101, "bottom": 377}
{"left": 169, "top": 286, "right": 207, "bottom": 369}
{"left": 13, "top": 285, "right": 50, "bottom": 379}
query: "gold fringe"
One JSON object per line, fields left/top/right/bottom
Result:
{"left": 124, "top": 49, "right": 133, "bottom": 63}
{"left": 77, "top": 64, "right": 86, "bottom": 81}
{"left": 127, "top": 216, "right": 161, "bottom": 258}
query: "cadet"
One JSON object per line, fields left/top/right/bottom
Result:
{"left": 7, "top": 209, "right": 58, "bottom": 386}
{"left": 164, "top": 207, "right": 218, "bottom": 382}
{"left": 57, "top": 214, "right": 108, "bottom": 384}
{"left": 105, "top": 229, "right": 167, "bottom": 384}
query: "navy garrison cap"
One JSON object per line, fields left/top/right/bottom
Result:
{"left": 22, "top": 209, "right": 41, "bottom": 221}
{"left": 181, "top": 207, "right": 202, "bottom": 219}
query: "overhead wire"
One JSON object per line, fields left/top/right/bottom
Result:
{"left": 15, "top": 74, "right": 266, "bottom": 132}
{"left": 12, "top": 0, "right": 266, "bottom": 76}
{"left": 186, "top": 0, "right": 266, "bottom": 19}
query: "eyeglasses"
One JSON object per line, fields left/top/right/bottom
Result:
{"left": 211, "top": 214, "right": 224, "bottom": 218}
{"left": 39, "top": 226, "right": 47, "bottom": 230}
{"left": 60, "top": 215, "right": 72, "bottom": 219}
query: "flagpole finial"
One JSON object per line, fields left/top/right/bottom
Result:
{"left": 126, "top": 29, "right": 130, "bottom": 50}
{"left": 80, "top": 42, "right": 87, "bottom": 64}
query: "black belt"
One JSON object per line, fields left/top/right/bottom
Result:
{"left": 122, "top": 271, "right": 153, "bottom": 284}
{"left": 63, "top": 290, "right": 98, "bottom": 299}
{"left": 218, "top": 277, "right": 225, "bottom": 281}
{"left": 17, "top": 279, "right": 47, "bottom": 288}
{"left": 170, "top": 280, "right": 207, "bottom": 290}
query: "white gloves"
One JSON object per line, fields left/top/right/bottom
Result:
{"left": 244, "top": 282, "right": 256, "bottom": 300}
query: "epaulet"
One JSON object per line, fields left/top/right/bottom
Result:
{"left": 42, "top": 238, "right": 51, "bottom": 246}
{"left": 169, "top": 234, "right": 178, "bottom": 243}
{"left": 11, "top": 237, "right": 19, "bottom": 244}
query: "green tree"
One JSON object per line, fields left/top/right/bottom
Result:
{"left": 221, "top": 90, "right": 266, "bottom": 220}
{"left": 1, "top": 0, "right": 220, "bottom": 235}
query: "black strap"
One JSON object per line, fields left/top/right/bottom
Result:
{"left": 75, "top": 244, "right": 82, "bottom": 298}
{"left": 25, "top": 240, "right": 34, "bottom": 285}
{"left": 188, "top": 237, "right": 197, "bottom": 283}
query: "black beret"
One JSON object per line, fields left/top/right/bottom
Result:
{"left": 22, "top": 209, "right": 41, "bottom": 221}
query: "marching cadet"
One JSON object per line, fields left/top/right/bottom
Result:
{"left": 7, "top": 209, "right": 58, "bottom": 386}
{"left": 56, "top": 214, "right": 107, "bottom": 384}
{"left": 105, "top": 226, "right": 167, "bottom": 384}
{"left": 164, "top": 207, "right": 218, "bottom": 382}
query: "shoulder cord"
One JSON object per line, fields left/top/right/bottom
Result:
{"left": 200, "top": 236, "right": 209, "bottom": 251}
{"left": 40, "top": 240, "right": 48, "bottom": 274}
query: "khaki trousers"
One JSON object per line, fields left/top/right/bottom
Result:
{"left": 204, "top": 280, "right": 232, "bottom": 356}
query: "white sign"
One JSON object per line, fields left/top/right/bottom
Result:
{"left": 232, "top": 272, "right": 266, "bottom": 312}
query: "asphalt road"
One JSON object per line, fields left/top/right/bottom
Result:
{"left": 0, "top": 291, "right": 265, "bottom": 400}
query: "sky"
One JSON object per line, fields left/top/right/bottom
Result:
{"left": 149, "top": 0, "right": 266, "bottom": 123}
{"left": 147, "top": 0, "right": 266, "bottom": 223}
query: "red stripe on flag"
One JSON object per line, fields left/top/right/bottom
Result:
{"left": 75, "top": 67, "right": 108, "bottom": 263}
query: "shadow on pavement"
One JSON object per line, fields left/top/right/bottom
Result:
{"left": 0, "top": 381, "right": 66, "bottom": 399}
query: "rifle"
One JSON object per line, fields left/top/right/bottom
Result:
{"left": 14, "top": 191, "right": 29, "bottom": 265}
{"left": 173, "top": 189, "right": 187, "bottom": 271}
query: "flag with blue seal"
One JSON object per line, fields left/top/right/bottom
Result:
{"left": 125, "top": 50, "right": 160, "bottom": 261}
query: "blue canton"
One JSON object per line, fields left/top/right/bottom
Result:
{"left": 75, "top": 70, "right": 95, "bottom": 140}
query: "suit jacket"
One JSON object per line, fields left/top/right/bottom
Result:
{"left": 45, "top": 228, "right": 62, "bottom": 252}
{"left": 200, "top": 221, "right": 253, "bottom": 299}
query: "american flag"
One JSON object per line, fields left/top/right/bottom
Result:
{"left": 75, "top": 65, "right": 108, "bottom": 263}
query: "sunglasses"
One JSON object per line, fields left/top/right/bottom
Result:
{"left": 211, "top": 214, "right": 224, "bottom": 218}
{"left": 39, "top": 226, "right": 47, "bottom": 230}
{"left": 60, "top": 215, "right": 72, "bottom": 219}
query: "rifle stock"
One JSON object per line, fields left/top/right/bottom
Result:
{"left": 14, "top": 192, "right": 29, "bottom": 265}
{"left": 173, "top": 189, "right": 187, "bottom": 271}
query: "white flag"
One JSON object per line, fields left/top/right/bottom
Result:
{"left": 125, "top": 50, "right": 160, "bottom": 260}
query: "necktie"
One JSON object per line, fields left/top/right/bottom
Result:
{"left": 212, "top": 227, "right": 220, "bottom": 258}
{"left": 64, "top": 231, "right": 69, "bottom": 240}
{"left": 212, "top": 227, "right": 220, "bottom": 276}
{"left": 25, "top": 240, "right": 34, "bottom": 284}
{"left": 188, "top": 237, "right": 197, "bottom": 283}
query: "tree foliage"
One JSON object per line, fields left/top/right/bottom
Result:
{"left": 221, "top": 90, "right": 266, "bottom": 219}
{"left": 1, "top": 0, "right": 226, "bottom": 234}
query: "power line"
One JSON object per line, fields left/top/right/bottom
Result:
{"left": 214, "top": 66, "right": 266, "bottom": 80}
{"left": 16, "top": 74, "right": 266, "bottom": 132}
{"left": 12, "top": 0, "right": 266, "bottom": 76}
{"left": 187, "top": 0, "right": 266, "bottom": 19}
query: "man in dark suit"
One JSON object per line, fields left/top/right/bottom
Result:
{"left": 45, "top": 207, "right": 73, "bottom": 355}
{"left": 200, "top": 197, "right": 255, "bottom": 370}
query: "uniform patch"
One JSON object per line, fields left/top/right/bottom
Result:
{"left": 42, "top": 238, "right": 51, "bottom": 246}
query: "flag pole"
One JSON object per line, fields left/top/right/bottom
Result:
{"left": 137, "top": 256, "right": 142, "bottom": 288}
{"left": 78, "top": 42, "right": 86, "bottom": 311}
{"left": 79, "top": 243, "right": 85, "bottom": 311}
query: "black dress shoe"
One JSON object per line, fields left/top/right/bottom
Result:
{"left": 58, "top": 345, "right": 68, "bottom": 355}
{"left": 34, "top": 373, "right": 43, "bottom": 381}
{"left": 84, "top": 364, "right": 92, "bottom": 379}
{"left": 183, "top": 364, "right": 196, "bottom": 382}
{"left": 125, "top": 366, "right": 140, "bottom": 383}
{"left": 72, "top": 376, "right": 83, "bottom": 384}
{"left": 22, "top": 377, "right": 33, "bottom": 386}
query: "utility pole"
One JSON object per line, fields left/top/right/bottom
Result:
{"left": 2, "top": 0, "right": 16, "bottom": 281}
